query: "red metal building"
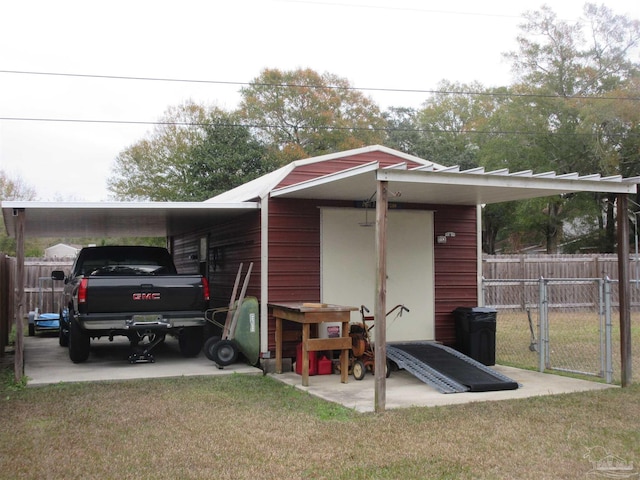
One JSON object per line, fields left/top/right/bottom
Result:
{"left": 172, "top": 146, "right": 494, "bottom": 359}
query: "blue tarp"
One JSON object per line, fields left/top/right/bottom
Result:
{"left": 35, "top": 313, "right": 59, "bottom": 329}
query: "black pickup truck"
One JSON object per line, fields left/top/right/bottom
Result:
{"left": 52, "top": 245, "right": 209, "bottom": 363}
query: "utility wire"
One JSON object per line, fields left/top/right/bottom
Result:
{"left": 1, "top": 69, "right": 639, "bottom": 102}
{"left": 2, "top": 116, "right": 638, "bottom": 138}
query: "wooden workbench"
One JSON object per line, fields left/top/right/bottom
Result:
{"left": 269, "top": 302, "right": 357, "bottom": 386}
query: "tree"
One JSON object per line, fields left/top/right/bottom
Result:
{"left": 506, "top": 4, "right": 640, "bottom": 97}
{"left": 0, "top": 170, "right": 36, "bottom": 201}
{"left": 0, "top": 170, "right": 37, "bottom": 255}
{"left": 239, "top": 68, "right": 386, "bottom": 160}
{"left": 382, "top": 107, "right": 425, "bottom": 157}
{"left": 488, "top": 3, "right": 640, "bottom": 253}
{"left": 108, "top": 101, "right": 212, "bottom": 201}
{"left": 415, "top": 80, "right": 504, "bottom": 169}
{"left": 185, "top": 110, "right": 275, "bottom": 200}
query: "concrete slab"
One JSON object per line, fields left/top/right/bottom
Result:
{"left": 24, "top": 334, "right": 262, "bottom": 386}
{"left": 23, "top": 335, "right": 615, "bottom": 413}
{"left": 270, "top": 365, "right": 617, "bottom": 413}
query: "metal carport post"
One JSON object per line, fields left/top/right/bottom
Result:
{"left": 12, "top": 208, "right": 25, "bottom": 383}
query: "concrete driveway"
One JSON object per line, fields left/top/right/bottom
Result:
{"left": 24, "top": 334, "right": 261, "bottom": 385}
{"left": 23, "top": 334, "right": 616, "bottom": 413}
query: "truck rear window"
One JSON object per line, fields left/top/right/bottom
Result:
{"left": 76, "top": 247, "right": 178, "bottom": 276}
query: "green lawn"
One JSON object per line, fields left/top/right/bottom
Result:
{"left": 1, "top": 369, "right": 639, "bottom": 479}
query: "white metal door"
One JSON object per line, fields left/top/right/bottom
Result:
{"left": 320, "top": 207, "right": 434, "bottom": 342}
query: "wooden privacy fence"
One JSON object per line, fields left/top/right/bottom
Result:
{"left": 0, "top": 255, "right": 72, "bottom": 355}
{"left": 482, "top": 254, "right": 634, "bottom": 280}
{"left": 20, "top": 260, "right": 73, "bottom": 313}
{"left": 483, "top": 254, "right": 640, "bottom": 309}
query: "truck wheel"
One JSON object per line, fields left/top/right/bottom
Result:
{"left": 59, "top": 328, "right": 68, "bottom": 346}
{"left": 211, "top": 339, "right": 238, "bottom": 366}
{"left": 68, "top": 318, "right": 90, "bottom": 363}
{"left": 59, "top": 308, "right": 70, "bottom": 347}
{"left": 178, "top": 327, "right": 204, "bottom": 357}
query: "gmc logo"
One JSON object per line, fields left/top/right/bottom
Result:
{"left": 132, "top": 293, "right": 161, "bottom": 301}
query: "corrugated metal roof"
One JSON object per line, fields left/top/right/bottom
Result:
{"left": 213, "top": 144, "right": 639, "bottom": 206}
{"left": 207, "top": 145, "right": 445, "bottom": 203}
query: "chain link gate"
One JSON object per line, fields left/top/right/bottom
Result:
{"left": 482, "top": 277, "right": 616, "bottom": 383}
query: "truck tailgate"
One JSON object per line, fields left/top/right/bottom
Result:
{"left": 84, "top": 276, "right": 206, "bottom": 313}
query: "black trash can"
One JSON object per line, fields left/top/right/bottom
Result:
{"left": 453, "top": 307, "right": 497, "bottom": 366}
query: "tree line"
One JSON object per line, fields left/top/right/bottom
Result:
{"left": 3, "top": 3, "right": 640, "bottom": 256}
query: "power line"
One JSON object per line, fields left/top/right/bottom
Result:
{"left": 1, "top": 69, "right": 639, "bottom": 102}
{"left": 2, "top": 115, "right": 638, "bottom": 138}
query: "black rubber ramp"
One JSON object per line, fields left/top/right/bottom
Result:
{"left": 390, "top": 342, "right": 519, "bottom": 392}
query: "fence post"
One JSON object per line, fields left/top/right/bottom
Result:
{"left": 538, "top": 276, "right": 548, "bottom": 373}
{"left": 603, "top": 277, "right": 613, "bottom": 384}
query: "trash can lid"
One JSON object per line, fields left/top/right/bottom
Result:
{"left": 453, "top": 306, "right": 496, "bottom": 313}
{"left": 470, "top": 307, "right": 496, "bottom": 313}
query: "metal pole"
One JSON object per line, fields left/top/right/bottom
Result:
{"left": 598, "top": 277, "right": 605, "bottom": 379}
{"left": 604, "top": 277, "right": 613, "bottom": 384}
{"left": 538, "top": 277, "right": 546, "bottom": 373}
{"left": 634, "top": 212, "right": 639, "bottom": 284}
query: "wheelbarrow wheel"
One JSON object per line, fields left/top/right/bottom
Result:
{"left": 353, "top": 360, "right": 366, "bottom": 380}
{"left": 211, "top": 339, "right": 239, "bottom": 366}
{"left": 203, "top": 336, "right": 222, "bottom": 361}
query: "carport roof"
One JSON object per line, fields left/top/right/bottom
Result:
{"left": 1, "top": 201, "right": 259, "bottom": 238}
{"left": 271, "top": 163, "right": 640, "bottom": 205}
{"left": 2, "top": 145, "right": 639, "bottom": 239}
{"left": 210, "top": 145, "right": 639, "bottom": 205}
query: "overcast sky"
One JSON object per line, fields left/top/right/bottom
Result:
{"left": 1, "top": 0, "right": 639, "bottom": 202}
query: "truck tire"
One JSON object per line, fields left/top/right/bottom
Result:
{"left": 178, "top": 327, "right": 204, "bottom": 357}
{"left": 59, "top": 309, "right": 69, "bottom": 347}
{"left": 59, "top": 327, "right": 69, "bottom": 347}
{"left": 68, "top": 318, "right": 90, "bottom": 363}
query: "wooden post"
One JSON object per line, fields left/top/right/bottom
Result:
{"left": 374, "top": 180, "right": 388, "bottom": 413}
{"left": 14, "top": 208, "right": 25, "bottom": 383}
{"left": 617, "top": 195, "right": 632, "bottom": 387}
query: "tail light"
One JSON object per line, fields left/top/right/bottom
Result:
{"left": 202, "top": 277, "right": 210, "bottom": 301}
{"left": 78, "top": 278, "right": 88, "bottom": 303}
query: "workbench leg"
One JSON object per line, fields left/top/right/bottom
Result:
{"left": 302, "top": 323, "right": 310, "bottom": 387}
{"left": 275, "top": 317, "right": 282, "bottom": 374}
{"left": 340, "top": 321, "right": 349, "bottom": 383}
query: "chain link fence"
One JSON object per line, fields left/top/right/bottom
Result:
{"left": 482, "top": 277, "right": 640, "bottom": 384}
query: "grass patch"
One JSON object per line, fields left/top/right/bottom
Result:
{"left": 0, "top": 363, "right": 27, "bottom": 395}
{"left": 496, "top": 309, "right": 640, "bottom": 384}
{"left": 1, "top": 365, "right": 639, "bottom": 479}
